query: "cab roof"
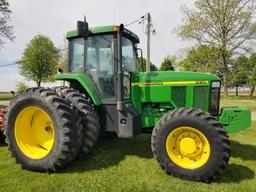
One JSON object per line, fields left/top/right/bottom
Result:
{"left": 66, "top": 25, "right": 140, "bottom": 43}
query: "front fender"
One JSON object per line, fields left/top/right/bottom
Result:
{"left": 218, "top": 106, "right": 251, "bottom": 134}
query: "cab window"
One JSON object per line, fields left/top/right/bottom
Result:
{"left": 86, "top": 35, "right": 115, "bottom": 99}
{"left": 122, "top": 37, "right": 137, "bottom": 98}
{"left": 69, "top": 38, "right": 84, "bottom": 72}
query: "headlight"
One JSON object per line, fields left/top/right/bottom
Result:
{"left": 212, "top": 81, "right": 221, "bottom": 88}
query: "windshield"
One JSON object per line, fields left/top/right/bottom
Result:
{"left": 69, "top": 34, "right": 137, "bottom": 100}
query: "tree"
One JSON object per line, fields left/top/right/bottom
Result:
{"left": 15, "top": 82, "right": 28, "bottom": 94}
{"left": 160, "top": 56, "right": 175, "bottom": 71}
{"left": 177, "top": 0, "right": 256, "bottom": 97}
{"left": 229, "top": 54, "right": 256, "bottom": 98}
{"left": 179, "top": 45, "right": 222, "bottom": 73}
{"left": 59, "top": 38, "right": 68, "bottom": 72}
{"left": 19, "top": 35, "right": 61, "bottom": 87}
{"left": 137, "top": 58, "right": 158, "bottom": 72}
{"left": 229, "top": 56, "right": 248, "bottom": 96}
{"left": 150, "top": 63, "right": 158, "bottom": 71}
{"left": 247, "top": 54, "right": 256, "bottom": 98}
{"left": 0, "top": 0, "right": 14, "bottom": 47}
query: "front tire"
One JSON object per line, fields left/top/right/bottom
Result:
{"left": 5, "top": 87, "right": 80, "bottom": 172}
{"left": 151, "top": 108, "right": 230, "bottom": 182}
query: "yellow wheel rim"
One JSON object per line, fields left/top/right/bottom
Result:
{"left": 166, "top": 126, "right": 210, "bottom": 169}
{"left": 14, "top": 106, "right": 55, "bottom": 159}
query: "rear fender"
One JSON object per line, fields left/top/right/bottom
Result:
{"left": 56, "top": 73, "right": 102, "bottom": 106}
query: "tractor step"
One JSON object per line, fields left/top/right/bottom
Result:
{"left": 117, "top": 106, "right": 141, "bottom": 138}
{"left": 99, "top": 103, "right": 141, "bottom": 138}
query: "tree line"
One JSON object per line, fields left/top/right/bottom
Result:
{"left": 179, "top": 45, "right": 256, "bottom": 98}
{"left": 176, "top": 0, "right": 256, "bottom": 97}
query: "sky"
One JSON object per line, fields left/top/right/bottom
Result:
{"left": 0, "top": 0, "right": 194, "bottom": 91}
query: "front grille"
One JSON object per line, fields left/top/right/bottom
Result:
{"left": 193, "top": 86, "right": 208, "bottom": 111}
{"left": 171, "top": 86, "right": 186, "bottom": 107}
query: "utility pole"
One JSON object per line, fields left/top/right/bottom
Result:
{"left": 125, "top": 13, "right": 153, "bottom": 72}
{"left": 146, "top": 12, "right": 151, "bottom": 72}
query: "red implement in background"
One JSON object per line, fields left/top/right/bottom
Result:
{"left": 0, "top": 107, "right": 6, "bottom": 131}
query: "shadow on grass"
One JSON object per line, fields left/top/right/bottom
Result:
{"left": 61, "top": 134, "right": 153, "bottom": 173}
{"left": 231, "top": 140, "right": 256, "bottom": 160}
{"left": 211, "top": 140, "right": 256, "bottom": 183}
{"left": 216, "top": 163, "right": 254, "bottom": 183}
{"left": 0, "top": 143, "right": 6, "bottom": 147}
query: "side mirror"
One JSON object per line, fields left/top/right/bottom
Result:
{"left": 136, "top": 48, "right": 143, "bottom": 61}
{"left": 136, "top": 48, "right": 144, "bottom": 71}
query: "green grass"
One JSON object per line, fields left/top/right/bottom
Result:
{"left": 0, "top": 93, "right": 13, "bottom": 101}
{"left": 0, "top": 97, "right": 256, "bottom": 192}
{"left": 1, "top": 127, "right": 256, "bottom": 192}
{"left": 220, "top": 95, "right": 256, "bottom": 111}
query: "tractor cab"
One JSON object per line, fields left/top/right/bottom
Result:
{"left": 64, "top": 21, "right": 141, "bottom": 138}
{"left": 67, "top": 24, "right": 139, "bottom": 102}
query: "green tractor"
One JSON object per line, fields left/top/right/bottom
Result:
{"left": 5, "top": 19, "right": 251, "bottom": 182}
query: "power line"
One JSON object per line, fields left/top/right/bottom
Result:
{"left": 0, "top": 48, "right": 68, "bottom": 68}
{"left": 125, "top": 15, "right": 147, "bottom": 27}
{"left": 125, "top": 19, "right": 140, "bottom": 27}
{"left": 0, "top": 62, "right": 18, "bottom": 68}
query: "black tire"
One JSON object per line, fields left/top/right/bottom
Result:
{"left": 4, "top": 87, "right": 81, "bottom": 172}
{"left": 53, "top": 87, "right": 100, "bottom": 155}
{"left": 151, "top": 108, "right": 230, "bottom": 182}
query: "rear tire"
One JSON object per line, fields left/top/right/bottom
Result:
{"left": 5, "top": 87, "right": 81, "bottom": 172}
{"left": 53, "top": 87, "right": 100, "bottom": 155}
{"left": 151, "top": 108, "right": 230, "bottom": 182}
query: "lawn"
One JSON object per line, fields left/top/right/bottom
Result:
{"left": 220, "top": 95, "right": 256, "bottom": 111}
{"left": 0, "top": 97, "right": 256, "bottom": 192}
{"left": 0, "top": 93, "right": 13, "bottom": 101}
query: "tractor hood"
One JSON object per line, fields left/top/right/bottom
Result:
{"left": 130, "top": 71, "right": 221, "bottom": 128}
{"left": 131, "top": 71, "right": 220, "bottom": 85}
